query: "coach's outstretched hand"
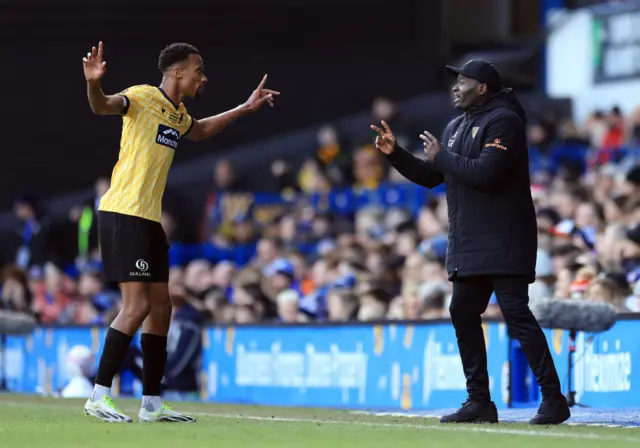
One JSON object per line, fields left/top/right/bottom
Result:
{"left": 244, "top": 74, "right": 280, "bottom": 112}
{"left": 371, "top": 121, "right": 396, "bottom": 154}
{"left": 83, "top": 41, "right": 107, "bottom": 82}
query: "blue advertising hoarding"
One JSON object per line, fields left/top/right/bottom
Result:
{"left": 545, "top": 321, "right": 637, "bottom": 408}
{"left": 200, "top": 321, "right": 511, "bottom": 410}
{"left": 2, "top": 318, "right": 640, "bottom": 411}
{"left": 2, "top": 326, "right": 142, "bottom": 397}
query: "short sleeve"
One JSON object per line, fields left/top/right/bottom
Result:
{"left": 180, "top": 113, "right": 196, "bottom": 138}
{"left": 118, "top": 85, "right": 151, "bottom": 117}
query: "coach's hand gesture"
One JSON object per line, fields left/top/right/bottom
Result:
{"left": 83, "top": 41, "right": 107, "bottom": 82}
{"left": 244, "top": 74, "right": 280, "bottom": 112}
{"left": 420, "top": 131, "right": 443, "bottom": 162}
{"left": 371, "top": 121, "right": 396, "bottom": 154}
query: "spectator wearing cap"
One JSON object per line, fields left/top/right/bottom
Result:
{"left": 375, "top": 59, "right": 568, "bottom": 424}
{"left": 263, "top": 258, "right": 299, "bottom": 300}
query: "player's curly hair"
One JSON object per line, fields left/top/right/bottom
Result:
{"left": 158, "top": 43, "right": 200, "bottom": 73}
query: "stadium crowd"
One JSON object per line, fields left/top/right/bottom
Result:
{"left": 3, "top": 98, "right": 640, "bottom": 329}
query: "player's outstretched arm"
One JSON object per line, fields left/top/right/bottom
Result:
{"left": 82, "top": 41, "right": 125, "bottom": 115}
{"left": 186, "top": 74, "right": 279, "bottom": 142}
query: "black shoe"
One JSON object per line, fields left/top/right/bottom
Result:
{"left": 529, "top": 395, "right": 571, "bottom": 425}
{"left": 440, "top": 400, "right": 498, "bottom": 424}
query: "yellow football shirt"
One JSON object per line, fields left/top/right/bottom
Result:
{"left": 98, "top": 84, "right": 194, "bottom": 223}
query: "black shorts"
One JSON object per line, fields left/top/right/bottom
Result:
{"left": 98, "top": 211, "right": 169, "bottom": 284}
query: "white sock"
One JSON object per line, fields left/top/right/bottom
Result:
{"left": 91, "top": 384, "right": 111, "bottom": 402}
{"left": 142, "top": 395, "right": 163, "bottom": 411}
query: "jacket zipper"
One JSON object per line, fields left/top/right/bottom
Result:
{"left": 455, "top": 112, "right": 472, "bottom": 275}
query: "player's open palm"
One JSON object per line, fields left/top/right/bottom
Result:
{"left": 83, "top": 41, "right": 107, "bottom": 82}
{"left": 244, "top": 74, "right": 280, "bottom": 112}
{"left": 371, "top": 121, "right": 396, "bottom": 154}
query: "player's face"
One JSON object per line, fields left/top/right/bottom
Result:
{"left": 452, "top": 74, "right": 486, "bottom": 110}
{"left": 180, "top": 54, "right": 208, "bottom": 98}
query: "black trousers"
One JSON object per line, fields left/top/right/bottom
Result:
{"left": 449, "top": 275, "right": 562, "bottom": 402}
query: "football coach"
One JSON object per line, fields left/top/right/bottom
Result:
{"left": 371, "top": 60, "right": 570, "bottom": 425}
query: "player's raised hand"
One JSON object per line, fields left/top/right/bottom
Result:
{"left": 371, "top": 121, "right": 396, "bottom": 154}
{"left": 83, "top": 41, "right": 107, "bottom": 82}
{"left": 244, "top": 74, "right": 280, "bottom": 112}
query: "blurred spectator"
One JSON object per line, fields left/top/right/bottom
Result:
{"left": 6, "top": 96, "right": 640, "bottom": 332}
{"left": 367, "top": 97, "right": 415, "bottom": 149}
{"left": 32, "top": 263, "right": 73, "bottom": 324}
{"left": 276, "top": 289, "right": 306, "bottom": 323}
{"left": 628, "top": 106, "right": 640, "bottom": 147}
{"left": 68, "top": 270, "right": 101, "bottom": 324}
{"left": 162, "top": 287, "right": 205, "bottom": 401}
{"left": 352, "top": 145, "right": 384, "bottom": 191}
{"left": 357, "top": 286, "right": 390, "bottom": 321}
{"left": 9, "top": 195, "right": 47, "bottom": 270}
{"left": 201, "top": 159, "right": 248, "bottom": 241}
{"left": 0, "top": 265, "right": 32, "bottom": 313}
{"left": 69, "top": 177, "right": 109, "bottom": 264}
{"left": 254, "top": 237, "right": 281, "bottom": 269}
{"left": 327, "top": 289, "right": 359, "bottom": 321}
{"left": 529, "top": 250, "right": 555, "bottom": 307}
{"left": 61, "top": 345, "right": 96, "bottom": 398}
{"left": 602, "top": 106, "right": 625, "bottom": 151}
{"left": 585, "top": 276, "right": 630, "bottom": 312}
{"left": 162, "top": 211, "right": 178, "bottom": 244}
{"left": 234, "top": 304, "right": 260, "bottom": 324}
{"left": 263, "top": 258, "right": 298, "bottom": 300}
{"left": 315, "top": 125, "right": 353, "bottom": 186}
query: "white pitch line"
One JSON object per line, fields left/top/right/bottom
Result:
{"left": 193, "top": 412, "right": 640, "bottom": 443}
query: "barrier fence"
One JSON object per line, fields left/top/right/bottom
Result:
{"left": 1, "top": 317, "right": 638, "bottom": 410}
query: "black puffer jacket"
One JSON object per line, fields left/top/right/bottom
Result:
{"left": 386, "top": 89, "right": 537, "bottom": 282}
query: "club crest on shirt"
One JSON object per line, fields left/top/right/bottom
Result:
{"left": 156, "top": 124, "right": 180, "bottom": 150}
